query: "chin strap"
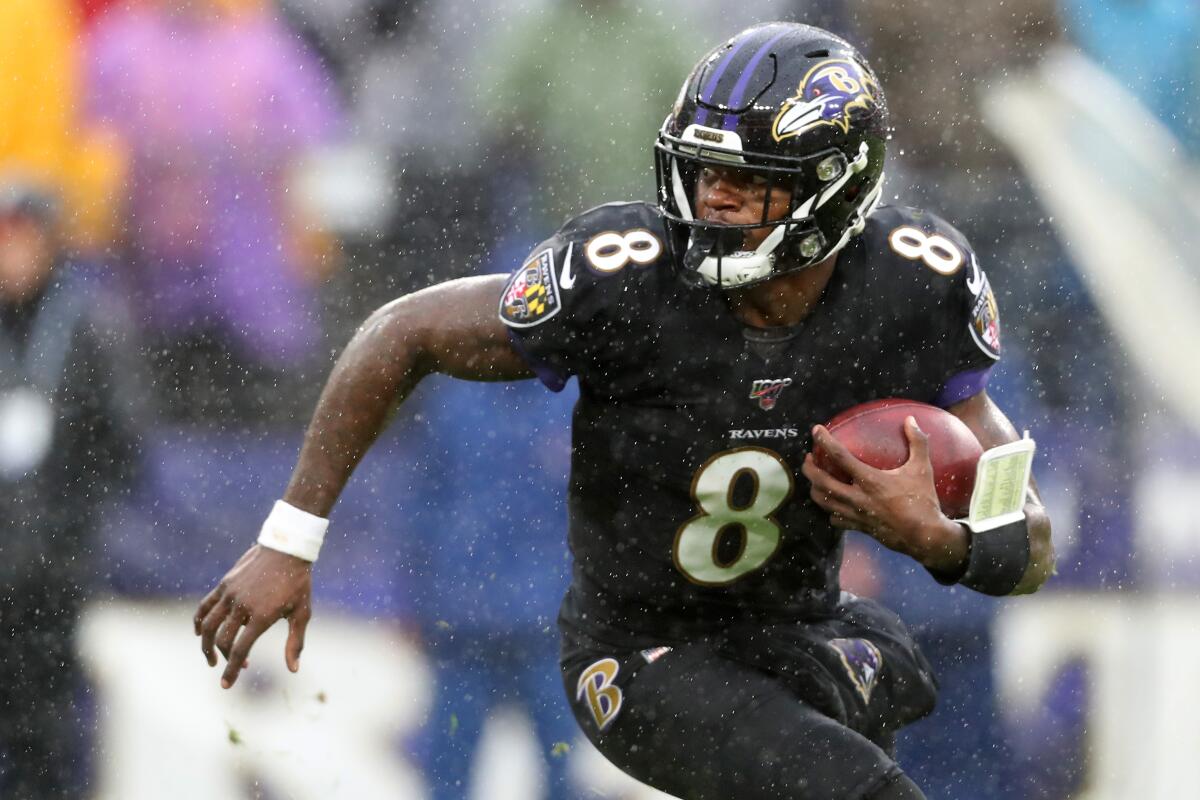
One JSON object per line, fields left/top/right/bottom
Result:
{"left": 689, "top": 230, "right": 780, "bottom": 287}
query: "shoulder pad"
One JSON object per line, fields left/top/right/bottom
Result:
{"left": 862, "top": 204, "right": 1001, "bottom": 361}
{"left": 865, "top": 205, "right": 976, "bottom": 283}
{"left": 499, "top": 202, "right": 671, "bottom": 330}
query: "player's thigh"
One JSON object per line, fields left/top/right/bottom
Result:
{"left": 565, "top": 641, "right": 908, "bottom": 800}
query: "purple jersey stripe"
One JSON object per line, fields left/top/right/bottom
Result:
{"left": 695, "top": 35, "right": 754, "bottom": 127}
{"left": 721, "top": 29, "right": 790, "bottom": 131}
{"left": 934, "top": 366, "right": 993, "bottom": 408}
{"left": 507, "top": 328, "right": 568, "bottom": 392}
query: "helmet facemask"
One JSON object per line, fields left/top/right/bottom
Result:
{"left": 655, "top": 124, "right": 882, "bottom": 289}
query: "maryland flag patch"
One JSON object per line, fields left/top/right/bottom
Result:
{"left": 969, "top": 274, "right": 1002, "bottom": 360}
{"left": 499, "top": 248, "right": 561, "bottom": 328}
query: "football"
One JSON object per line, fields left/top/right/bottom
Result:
{"left": 813, "top": 398, "right": 983, "bottom": 518}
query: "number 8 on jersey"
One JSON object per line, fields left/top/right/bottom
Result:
{"left": 673, "top": 448, "right": 795, "bottom": 586}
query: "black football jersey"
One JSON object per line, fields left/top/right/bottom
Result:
{"left": 499, "top": 201, "right": 1001, "bottom": 649}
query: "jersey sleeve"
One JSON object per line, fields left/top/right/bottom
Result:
{"left": 921, "top": 214, "right": 1002, "bottom": 406}
{"left": 868, "top": 206, "right": 1002, "bottom": 407}
{"left": 497, "top": 202, "right": 667, "bottom": 391}
{"left": 931, "top": 244, "right": 1002, "bottom": 406}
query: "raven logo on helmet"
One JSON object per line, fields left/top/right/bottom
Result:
{"left": 772, "top": 59, "right": 880, "bottom": 142}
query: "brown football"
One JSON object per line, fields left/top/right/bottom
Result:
{"left": 812, "top": 398, "right": 983, "bottom": 518}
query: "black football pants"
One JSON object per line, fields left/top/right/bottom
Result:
{"left": 561, "top": 597, "right": 935, "bottom": 799}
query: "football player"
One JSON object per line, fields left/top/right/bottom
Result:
{"left": 195, "top": 22, "right": 1053, "bottom": 800}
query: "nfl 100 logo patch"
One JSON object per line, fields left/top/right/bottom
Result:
{"left": 749, "top": 378, "right": 793, "bottom": 410}
{"left": 969, "top": 274, "right": 1002, "bottom": 359}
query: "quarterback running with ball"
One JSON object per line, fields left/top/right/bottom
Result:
{"left": 196, "top": 23, "right": 1052, "bottom": 800}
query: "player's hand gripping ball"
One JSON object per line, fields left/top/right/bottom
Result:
{"left": 813, "top": 399, "right": 983, "bottom": 518}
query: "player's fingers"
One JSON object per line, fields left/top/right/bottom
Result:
{"left": 812, "top": 425, "right": 871, "bottom": 481}
{"left": 811, "top": 491, "right": 859, "bottom": 522}
{"left": 902, "top": 416, "right": 931, "bottom": 466}
{"left": 199, "top": 595, "right": 233, "bottom": 667}
{"left": 222, "top": 617, "right": 272, "bottom": 689}
{"left": 803, "top": 454, "right": 861, "bottom": 504}
{"left": 194, "top": 583, "right": 225, "bottom": 636}
{"left": 214, "top": 610, "right": 247, "bottom": 663}
{"left": 811, "top": 482, "right": 859, "bottom": 513}
{"left": 285, "top": 603, "right": 311, "bottom": 673}
{"left": 800, "top": 451, "right": 830, "bottom": 481}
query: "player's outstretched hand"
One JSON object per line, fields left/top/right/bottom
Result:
{"left": 194, "top": 544, "right": 313, "bottom": 689}
{"left": 802, "top": 416, "right": 967, "bottom": 573}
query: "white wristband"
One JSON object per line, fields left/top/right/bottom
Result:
{"left": 257, "top": 500, "right": 329, "bottom": 562}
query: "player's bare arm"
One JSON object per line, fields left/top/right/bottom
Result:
{"left": 194, "top": 274, "right": 532, "bottom": 688}
{"left": 802, "top": 390, "right": 1053, "bottom": 596}
{"left": 285, "top": 275, "right": 533, "bottom": 516}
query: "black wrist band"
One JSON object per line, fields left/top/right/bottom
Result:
{"left": 957, "top": 518, "right": 1031, "bottom": 596}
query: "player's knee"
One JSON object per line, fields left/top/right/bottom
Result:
{"left": 724, "top": 701, "right": 909, "bottom": 800}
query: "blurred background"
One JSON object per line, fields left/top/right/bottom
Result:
{"left": 0, "top": 0, "right": 1196, "bottom": 797}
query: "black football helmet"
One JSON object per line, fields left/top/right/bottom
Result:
{"left": 655, "top": 23, "right": 888, "bottom": 288}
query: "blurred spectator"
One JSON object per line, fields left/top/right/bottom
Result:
{"left": 477, "top": 0, "right": 696, "bottom": 229}
{"left": 292, "top": 0, "right": 494, "bottom": 326}
{"left": 0, "top": 177, "right": 145, "bottom": 797}
{"left": 86, "top": 0, "right": 345, "bottom": 422}
{"left": 0, "top": 1, "right": 76, "bottom": 193}
{"left": 0, "top": 0, "right": 125, "bottom": 253}
{"left": 275, "top": 0, "right": 423, "bottom": 99}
